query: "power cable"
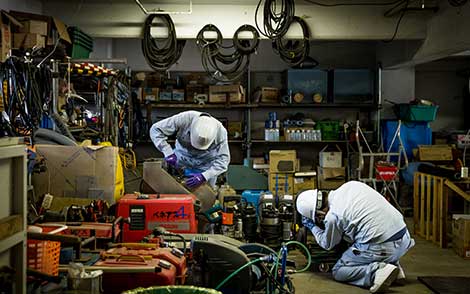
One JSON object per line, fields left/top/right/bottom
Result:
{"left": 382, "top": 0, "right": 409, "bottom": 43}
{"left": 255, "top": 0, "right": 296, "bottom": 39}
{"left": 142, "top": 14, "right": 186, "bottom": 72}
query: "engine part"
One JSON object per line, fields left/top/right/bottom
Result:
{"left": 278, "top": 194, "right": 295, "bottom": 241}
{"left": 190, "top": 235, "right": 252, "bottom": 294}
{"left": 259, "top": 193, "right": 280, "bottom": 247}
{"left": 241, "top": 203, "right": 258, "bottom": 242}
{"left": 117, "top": 193, "right": 198, "bottom": 242}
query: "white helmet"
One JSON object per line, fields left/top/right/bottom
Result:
{"left": 190, "top": 115, "right": 218, "bottom": 150}
{"left": 296, "top": 189, "right": 323, "bottom": 220}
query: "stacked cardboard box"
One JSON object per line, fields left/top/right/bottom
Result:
{"left": 269, "top": 150, "right": 296, "bottom": 197}
{"left": 318, "top": 145, "right": 345, "bottom": 190}
{"left": 14, "top": 19, "right": 48, "bottom": 49}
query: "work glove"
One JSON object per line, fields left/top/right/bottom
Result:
{"left": 302, "top": 216, "right": 316, "bottom": 231}
{"left": 165, "top": 153, "right": 178, "bottom": 167}
{"left": 185, "top": 173, "right": 206, "bottom": 189}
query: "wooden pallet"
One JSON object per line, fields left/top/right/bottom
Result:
{"left": 414, "top": 172, "right": 470, "bottom": 248}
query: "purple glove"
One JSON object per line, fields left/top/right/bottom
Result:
{"left": 185, "top": 173, "right": 206, "bottom": 189}
{"left": 165, "top": 153, "right": 177, "bottom": 167}
{"left": 302, "top": 216, "right": 315, "bottom": 230}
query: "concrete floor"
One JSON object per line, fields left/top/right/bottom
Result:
{"left": 291, "top": 236, "right": 470, "bottom": 293}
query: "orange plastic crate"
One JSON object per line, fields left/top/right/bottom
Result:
{"left": 27, "top": 225, "right": 66, "bottom": 276}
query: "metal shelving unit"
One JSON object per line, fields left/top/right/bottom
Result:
{"left": 0, "top": 141, "right": 27, "bottom": 294}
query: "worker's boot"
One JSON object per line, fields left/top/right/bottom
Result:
{"left": 370, "top": 263, "right": 399, "bottom": 293}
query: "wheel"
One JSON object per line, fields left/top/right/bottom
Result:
{"left": 319, "top": 263, "right": 330, "bottom": 273}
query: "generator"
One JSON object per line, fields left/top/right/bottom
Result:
{"left": 117, "top": 193, "right": 198, "bottom": 242}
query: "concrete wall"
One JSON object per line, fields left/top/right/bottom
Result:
{"left": 415, "top": 58, "right": 469, "bottom": 131}
{"left": 0, "top": 0, "right": 42, "bottom": 14}
{"left": 41, "top": 0, "right": 427, "bottom": 40}
{"left": 381, "top": 67, "right": 416, "bottom": 119}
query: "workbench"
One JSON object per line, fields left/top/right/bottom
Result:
{"left": 413, "top": 172, "right": 470, "bottom": 248}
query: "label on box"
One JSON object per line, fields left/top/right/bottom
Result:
{"left": 294, "top": 178, "right": 305, "bottom": 184}
{"left": 283, "top": 195, "right": 293, "bottom": 201}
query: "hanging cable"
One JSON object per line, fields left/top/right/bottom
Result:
{"left": 142, "top": 14, "right": 186, "bottom": 71}
{"left": 272, "top": 16, "right": 316, "bottom": 67}
{"left": 196, "top": 24, "right": 259, "bottom": 82}
{"left": 382, "top": 0, "right": 409, "bottom": 43}
{"left": 255, "top": 0, "right": 296, "bottom": 39}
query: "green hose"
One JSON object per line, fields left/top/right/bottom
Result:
{"left": 285, "top": 240, "right": 312, "bottom": 273}
{"left": 214, "top": 257, "right": 264, "bottom": 290}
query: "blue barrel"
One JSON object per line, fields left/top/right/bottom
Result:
{"left": 241, "top": 190, "right": 266, "bottom": 216}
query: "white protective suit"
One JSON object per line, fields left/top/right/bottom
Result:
{"left": 150, "top": 111, "right": 230, "bottom": 186}
{"left": 310, "top": 181, "right": 415, "bottom": 288}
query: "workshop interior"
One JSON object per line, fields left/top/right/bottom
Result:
{"left": 1, "top": 0, "right": 470, "bottom": 293}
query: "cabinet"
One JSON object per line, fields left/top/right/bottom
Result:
{"left": 0, "top": 140, "right": 27, "bottom": 294}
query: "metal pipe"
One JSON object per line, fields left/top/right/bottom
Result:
{"left": 70, "top": 58, "right": 128, "bottom": 64}
{"left": 51, "top": 59, "right": 59, "bottom": 132}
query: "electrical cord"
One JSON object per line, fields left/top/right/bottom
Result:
{"left": 272, "top": 16, "right": 315, "bottom": 67}
{"left": 215, "top": 257, "right": 264, "bottom": 290}
{"left": 142, "top": 14, "right": 186, "bottom": 71}
{"left": 255, "top": 0, "right": 296, "bottom": 39}
{"left": 196, "top": 24, "right": 259, "bottom": 82}
{"left": 382, "top": 0, "right": 409, "bottom": 43}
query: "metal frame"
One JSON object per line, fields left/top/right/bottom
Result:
{"left": 135, "top": 0, "right": 193, "bottom": 15}
{"left": 355, "top": 120, "right": 408, "bottom": 213}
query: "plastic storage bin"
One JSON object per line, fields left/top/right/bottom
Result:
{"left": 316, "top": 121, "right": 341, "bottom": 140}
{"left": 286, "top": 69, "right": 328, "bottom": 103}
{"left": 68, "top": 26, "right": 94, "bottom": 59}
{"left": 395, "top": 104, "right": 439, "bottom": 122}
{"left": 333, "top": 69, "right": 374, "bottom": 104}
{"left": 382, "top": 120, "right": 432, "bottom": 159}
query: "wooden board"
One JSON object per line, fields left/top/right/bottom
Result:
{"left": 0, "top": 215, "right": 22, "bottom": 241}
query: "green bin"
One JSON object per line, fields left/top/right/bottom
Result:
{"left": 123, "top": 286, "right": 222, "bottom": 294}
{"left": 316, "top": 120, "right": 341, "bottom": 140}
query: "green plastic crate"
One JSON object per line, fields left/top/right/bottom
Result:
{"left": 70, "top": 41, "right": 92, "bottom": 59}
{"left": 316, "top": 120, "right": 341, "bottom": 140}
{"left": 396, "top": 104, "right": 439, "bottom": 122}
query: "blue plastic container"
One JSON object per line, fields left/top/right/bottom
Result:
{"left": 242, "top": 190, "right": 267, "bottom": 216}
{"left": 382, "top": 120, "right": 432, "bottom": 159}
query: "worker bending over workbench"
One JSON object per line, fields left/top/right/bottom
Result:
{"left": 150, "top": 110, "right": 230, "bottom": 188}
{"left": 296, "top": 181, "right": 415, "bottom": 293}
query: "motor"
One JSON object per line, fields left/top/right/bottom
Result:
{"left": 241, "top": 203, "right": 257, "bottom": 243}
{"left": 259, "top": 192, "right": 281, "bottom": 247}
{"left": 278, "top": 194, "right": 295, "bottom": 241}
{"left": 221, "top": 195, "right": 243, "bottom": 240}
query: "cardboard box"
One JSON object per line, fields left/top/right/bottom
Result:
{"left": 317, "top": 166, "right": 346, "bottom": 190}
{"left": 269, "top": 150, "right": 297, "bottom": 173}
{"left": 209, "top": 84, "right": 245, "bottom": 103}
{"left": 418, "top": 145, "right": 452, "bottom": 161}
{"left": 13, "top": 33, "right": 45, "bottom": 49}
{"left": 319, "top": 145, "right": 343, "bottom": 168}
{"left": 228, "top": 121, "right": 243, "bottom": 138}
{"left": 260, "top": 87, "right": 280, "bottom": 103}
{"left": 1, "top": 11, "right": 21, "bottom": 62}
{"left": 186, "top": 83, "right": 206, "bottom": 102}
{"left": 452, "top": 214, "right": 470, "bottom": 259}
{"left": 143, "top": 87, "right": 159, "bottom": 102}
{"left": 19, "top": 20, "right": 48, "bottom": 36}
{"left": 294, "top": 171, "right": 317, "bottom": 194}
{"left": 32, "top": 145, "right": 121, "bottom": 204}
{"left": 269, "top": 173, "right": 294, "bottom": 196}
{"left": 172, "top": 89, "right": 185, "bottom": 102}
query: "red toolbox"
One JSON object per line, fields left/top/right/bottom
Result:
{"left": 94, "top": 255, "right": 177, "bottom": 294}
{"left": 103, "top": 244, "right": 187, "bottom": 284}
{"left": 117, "top": 194, "right": 198, "bottom": 242}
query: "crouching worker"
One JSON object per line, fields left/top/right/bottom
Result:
{"left": 150, "top": 110, "right": 230, "bottom": 188}
{"left": 296, "top": 181, "right": 415, "bottom": 293}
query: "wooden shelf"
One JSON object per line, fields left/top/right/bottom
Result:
{"left": 146, "top": 102, "right": 377, "bottom": 110}
{"left": 148, "top": 103, "right": 252, "bottom": 109}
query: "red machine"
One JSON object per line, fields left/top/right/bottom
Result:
{"left": 117, "top": 194, "right": 198, "bottom": 242}
{"left": 95, "top": 255, "right": 177, "bottom": 294}
{"left": 103, "top": 244, "right": 187, "bottom": 284}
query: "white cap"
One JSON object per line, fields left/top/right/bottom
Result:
{"left": 190, "top": 115, "right": 218, "bottom": 150}
{"left": 296, "top": 189, "right": 319, "bottom": 220}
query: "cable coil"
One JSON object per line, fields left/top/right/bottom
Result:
{"left": 142, "top": 14, "right": 186, "bottom": 72}
{"left": 255, "top": 0, "right": 295, "bottom": 39}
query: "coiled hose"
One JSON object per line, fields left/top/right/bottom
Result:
{"left": 255, "top": 0, "right": 295, "bottom": 39}
{"left": 142, "top": 14, "right": 186, "bottom": 71}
